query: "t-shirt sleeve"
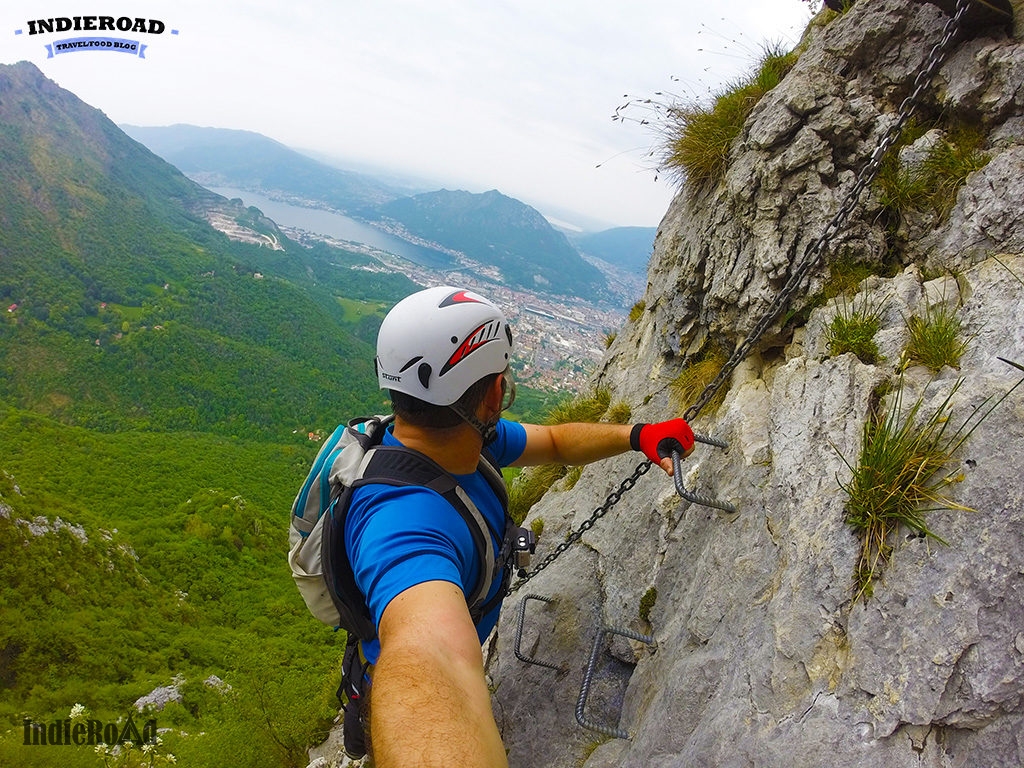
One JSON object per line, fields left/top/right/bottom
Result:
{"left": 489, "top": 418, "right": 527, "bottom": 466}
{"left": 346, "top": 484, "right": 480, "bottom": 632}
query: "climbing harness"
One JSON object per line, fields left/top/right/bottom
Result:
{"left": 509, "top": 0, "right": 971, "bottom": 597}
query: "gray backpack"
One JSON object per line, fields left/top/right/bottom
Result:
{"left": 288, "top": 415, "right": 522, "bottom": 640}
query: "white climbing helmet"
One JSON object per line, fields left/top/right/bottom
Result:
{"left": 376, "top": 286, "right": 514, "bottom": 406}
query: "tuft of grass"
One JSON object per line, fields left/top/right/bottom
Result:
{"left": 839, "top": 379, "right": 976, "bottom": 601}
{"left": 628, "top": 300, "right": 646, "bottom": 323}
{"left": 670, "top": 346, "right": 730, "bottom": 416}
{"left": 606, "top": 400, "right": 632, "bottom": 424}
{"left": 876, "top": 123, "right": 990, "bottom": 223}
{"left": 658, "top": 44, "right": 798, "bottom": 189}
{"left": 510, "top": 464, "right": 568, "bottom": 525}
{"left": 839, "top": 368, "right": 1024, "bottom": 602}
{"left": 825, "top": 296, "right": 886, "bottom": 365}
{"left": 904, "top": 301, "right": 969, "bottom": 372}
{"left": 530, "top": 517, "right": 544, "bottom": 539}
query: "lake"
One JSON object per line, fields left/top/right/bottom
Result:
{"left": 205, "top": 186, "right": 453, "bottom": 269}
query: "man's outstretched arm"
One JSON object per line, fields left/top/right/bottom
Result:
{"left": 371, "top": 580, "right": 508, "bottom": 768}
{"left": 514, "top": 418, "right": 695, "bottom": 475}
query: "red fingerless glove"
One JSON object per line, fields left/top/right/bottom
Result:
{"left": 630, "top": 419, "right": 695, "bottom": 463}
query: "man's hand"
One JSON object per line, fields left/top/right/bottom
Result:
{"left": 631, "top": 419, "right": 695, "bottom": 475}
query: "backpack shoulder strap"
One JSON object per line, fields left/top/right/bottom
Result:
{"left": 354, "top": 447, "right": 499, "bottom": 611}
{"left": 321, "top": 431, "right": 515, "bottom": 641}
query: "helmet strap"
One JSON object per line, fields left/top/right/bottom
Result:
{"left": 449, "top": 403, "right": 499, "bottom": 445}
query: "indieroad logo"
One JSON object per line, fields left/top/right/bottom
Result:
{"left": 23, "top": 710, "right": 158, "bottom": 747}
{"left": 13, "top": 14, "right": 178, "bottom": 60}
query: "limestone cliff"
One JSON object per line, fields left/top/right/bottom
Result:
{"left": 489, "top": 2, "right": 1024, "bottom": 766}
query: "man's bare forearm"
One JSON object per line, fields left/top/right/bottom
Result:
{"left": 372, "top": 582, "right": 508, "bottom": 768}
{"left": 517, "top": 422, "right": 633, "bottom": 467}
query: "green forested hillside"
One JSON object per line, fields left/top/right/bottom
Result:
{"left": 0, "top": 61, "right": 416, "bottom": 768}
{"left": 0, "top": 407, "right": 341, "bottom": 768}
{"left": 0, "top": 62, "right": 415, "bottom": 438}
{"left": 373, "top": 188, "right": 608, "bottom": 300}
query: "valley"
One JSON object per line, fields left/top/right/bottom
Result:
{"left": 205, "top": 187, "right": 641, "bottom": 393}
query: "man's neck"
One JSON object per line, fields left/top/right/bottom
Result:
{"left": 391, "top": 418, "right": 484, "bottom": 475}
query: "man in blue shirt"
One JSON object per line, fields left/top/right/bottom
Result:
{"left": 348, "top": 286, "right": 694, "bottom": 768}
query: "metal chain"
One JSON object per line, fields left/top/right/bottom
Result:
{"left": 509, "top": 460, "right": 652, "bottom": 592}
{"left": 510, "top": 0, "right": 969, "bottom": 593}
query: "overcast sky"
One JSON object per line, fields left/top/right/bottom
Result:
{"left": 2, "top": 1, "right": 814, "bottom": 229}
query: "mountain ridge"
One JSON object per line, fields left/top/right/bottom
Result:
{"left": 0, "top": 61, "right": 413, "bottom": 438}
{"left": 123, "top": 124, "right": 612, "bottom": 302}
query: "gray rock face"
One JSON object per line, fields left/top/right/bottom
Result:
{"left": 488, "top": 2, "right": 1024, "bottom": 766}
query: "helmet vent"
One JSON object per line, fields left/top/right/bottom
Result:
{"left": 417, "top": 362, "right": 432, "bottom": 389}
{"left": 399, "top": 356, "right": 423, "bottom": 373}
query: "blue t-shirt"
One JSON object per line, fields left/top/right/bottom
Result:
{"left": 346, "top": 418, "right": 527, "bottom": 664}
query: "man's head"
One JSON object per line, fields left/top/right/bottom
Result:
{"left": 376, "top": 286, "right": 515, "bottom": 436}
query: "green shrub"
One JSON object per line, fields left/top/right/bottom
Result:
{"left": 628, "top": 300, "right": 646, "bottom": 323}
{"left": 825, "top": 297, "right": 885, "bottom": 365}
{"left": 509, "top": 463, "right": 569, "bottom": 525}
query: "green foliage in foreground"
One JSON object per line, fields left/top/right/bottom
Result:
{"left": 0, "top": 405, "right": 345, "bottom": 768}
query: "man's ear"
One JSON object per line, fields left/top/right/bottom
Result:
{"left": 484, "top": 373, "right": 505, "bottom": 413}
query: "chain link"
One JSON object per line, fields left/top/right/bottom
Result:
{"left": 510, "top": 0, "right": 969, "bottom": 593}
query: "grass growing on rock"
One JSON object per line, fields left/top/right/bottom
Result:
{"left": 839, "top": 381, "right": 964, "bottom": 600}
{"left": 826, "top": 296, "right": 886, "bottom": 365}
{"left": 904, "top": 300, "right": 970, "bottom": 372}
{"left": 838, "top": 372, "right": 1021, "bottom": 601}
{"left": 656, "top": 43, "right": 798, "bottom": 189}
{"left": 875, "top": 122, "right": 990, "bottom": 223}
{"left": 670, "top": 345, "right": 730, "bottom": 416}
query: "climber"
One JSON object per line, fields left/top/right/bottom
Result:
{"left": 345, "top": 285, "right": 695, "bottom": 767}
